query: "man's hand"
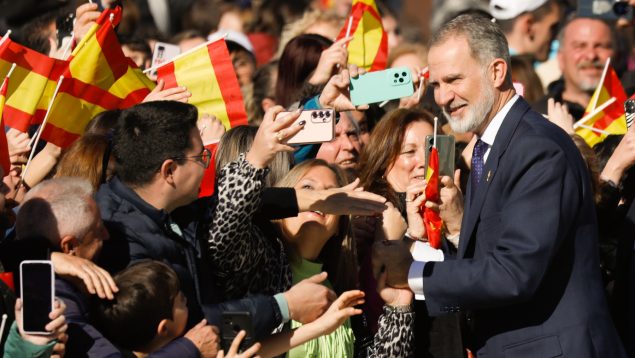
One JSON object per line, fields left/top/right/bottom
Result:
{"left": 318, "top": 64, "right": 369, "bottom": 112}
{"left": 216, "top": 330, "right": 261, "bottom": 358}
{"left": 376, "top": 202, "right": 407, "bottom": 242}
{"left": 405, "top": 181, "right": 427, "bottom": 240}
{"left": 185, "top": 319, "right": 220, "bottom": 358}
{"left": 284, "top": 272, "right": 336, "bottom": 324}
{"left": 198, "top": 114, "right": 226, "bottom": 145}
{"left": 74, "top": 3, "right": 101, "bottom": 44}
{"left": 50, "top": 253, "right": 118, "bottom": 300}
{"left": 547, "top": 98, "right": 574, "bottom": 134}
{"left": 6, "top": 128, "right": 31, "bottom": 165}
{"left": 297, "top": 178, "right": 387, "bottom": 216}
{"left": 15, "top": 298, "right": 68, "bottom": 348}
{"left": 372, "top": 240, "right": 413, "bottom": 289}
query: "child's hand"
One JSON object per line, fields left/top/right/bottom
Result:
{"left": 216, "top": 330, "right": 261, "bottom": 358}
{"left": 312, "top": 290, "right": 364, "bottom": 335}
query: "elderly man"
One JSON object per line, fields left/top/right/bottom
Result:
{"left": 374, "top": 13, "right": 626, "bottom": 356}
{"left": 533, "top": 16, "right": 615, "bottom": 119}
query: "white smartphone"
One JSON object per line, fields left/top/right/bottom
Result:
{"left": 20, "top": 260, "right": 55, "bottom": 335}
{"left": 151, "top": 42, "right": 181, "bottom": 77}
{"left": 275, "top": 109, "right": 336, "bottom": 145}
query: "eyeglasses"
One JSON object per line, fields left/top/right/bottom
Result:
{"left": 172, "top": 147, "right": 212, "bottom": 169}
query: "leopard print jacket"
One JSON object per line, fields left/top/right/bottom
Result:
{"left": 207, "top": 153, "right": 292, "bottom": 299}
{"left": 209, "top": 155, "right": 415, "bottom": 357}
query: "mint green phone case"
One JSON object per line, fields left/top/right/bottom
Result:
{"left": 349, "top": 67, "right": 414, "bottom": 106}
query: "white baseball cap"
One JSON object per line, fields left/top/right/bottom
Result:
{"left": 489, "top": 0, "right": 549, "bottom": 20}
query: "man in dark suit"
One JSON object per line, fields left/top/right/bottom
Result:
{"left": 373, "top": 13, "right": 626, "bottom": 357}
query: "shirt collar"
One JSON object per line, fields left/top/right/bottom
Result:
{"left": 479, "top": 94, "right": 520, "bottom": 147}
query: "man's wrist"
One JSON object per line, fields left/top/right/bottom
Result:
{"left": 274, "top": 293, "right": 290, "bottom": 323}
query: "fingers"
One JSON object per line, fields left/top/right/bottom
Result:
{"left": 228, "top": 330, "right": 246, "bottom": 355}
{"left": 326, "top": 288, "right": 337, "bottom": 303}
{"left": 262, "top": 105, "right": 286, "bottom": 125}
{"left": 195, "top": 319, "right": 208, "bottom": 329}
{"left": 333, "top": 36, "right": 354, "bottom": 48}
{"left": 243, "top": 342, "right": 262, "bottom": 357}
{"left": 454, "top": 169, "right": 461, "bottom": 187}
{"left": 341, "top": 178, "right": 360, "bottom": 191}
{"left": 306, "top": 271, "right": 328, "bottom": 284}
{"left": 159, "top": 87, "right": 191, "bottom": 102}
{"left": 440, "top": 175, "right": 455, "bottom": 189}
{"left": 82, "top": 264, "right": 106, "bottom": 298}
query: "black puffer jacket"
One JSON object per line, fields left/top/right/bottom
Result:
{"left": 96, "top": 177, "right": 282, "bottom": 339}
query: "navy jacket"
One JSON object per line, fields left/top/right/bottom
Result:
{"left": 419, "top": 98, "right": 626, "bottom": 357}
{"left": 96, "top": 177, "right": 282, "bottom": 339}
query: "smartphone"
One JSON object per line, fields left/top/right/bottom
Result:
{"left": 275, "top": 109, "right": 336, "bottom": 145}
{"left": 20, "top": 260, "right": 54, "bottom": 335}
{"left": 425, "top": 135, "right": 456, "bottom": 178}
{"left": 151, "top": 42, "right": 181, "bottom": 77}
{"left": 577, "top": 0, "right": 633, "bottom": 20}
{"left": 349, "top": 67, "right": 414, "bottom": 106}
{"left": 221, "top": 311, "right": 254, "bottom": 353}
{"left": 56, "top": 13, "right": 75, "bottom": 49}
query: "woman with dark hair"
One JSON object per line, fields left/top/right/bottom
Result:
{"left": 357, "top": 108, "right": 465, "bottom": 357}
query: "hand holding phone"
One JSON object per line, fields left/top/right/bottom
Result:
{"left": 221, "top": 312, "right": 254, "bottom": 353}
{"left": 19, "top": 260, "right": 55, "bottom": 335}
{"left": 274, "top": 109, "right": 335, "bottom": 145}
{"left": 349, "top": 67, "right": 414, "bottom": 106}
{"left": 425, "top": 135, "right": 456, "bottom": 178}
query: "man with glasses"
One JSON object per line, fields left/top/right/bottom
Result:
{"left": 94, "top": 101, "right": 331, "bottom": 353}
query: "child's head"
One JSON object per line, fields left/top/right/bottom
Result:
{"left": 94, "top": 261, "right": 188, "bottom": 353}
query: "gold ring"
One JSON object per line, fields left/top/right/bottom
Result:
{"left": 275, "top": 131, "right": 285, "bottom": 142}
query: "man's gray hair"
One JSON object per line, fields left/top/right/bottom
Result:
{"left": 18, "top": 177, "right": 95, "bottom": 244}
{"left": 430, "top": 13, "right": 512, "bottom": 84}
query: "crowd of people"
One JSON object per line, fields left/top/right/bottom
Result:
{"left": 0, "top": 0, "right": 635, "bottom": 357}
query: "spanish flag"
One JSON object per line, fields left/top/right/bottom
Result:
{"left": 336, "top": 0, "right": 388, "bottom": 72}
{"left": 40, "top": 7, "right": 154, "bottom": 148}
{"left": 576, "top": 59, "right": 627, "bottom": 147}
{"left": 156, "top": 38, "right": 248, "bottom": 129}
{"left": 67, "top": 6, "right": 154, "bottom": 105}
{"left": 0, "top": 73, "right": 12, "bottom": 173}
{"left": 0, "top": 38, "right": 67, "bottom": 132}
{"left": 422, "top": 146, "right": 443, "bottom": 249}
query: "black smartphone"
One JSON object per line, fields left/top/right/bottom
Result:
{"left": 20, "top": 260, "right": 54, "bottom": 335}
{"left": 55, "top": 12, "right": 75, "bottom": 49}
{"left": 221, "top": 311, "right": 254, "bottom": 353}
{"left": 425, "top": 135, "right": 456, "bottom": 178}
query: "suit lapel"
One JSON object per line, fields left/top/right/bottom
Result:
{"left": 458, "top": 98, "right": 531, "bottom": 258}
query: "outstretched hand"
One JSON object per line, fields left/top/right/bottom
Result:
{"left": 246, "top": 106, "right": 304, "bottom": 169}
{"left": 318, "top": 64, "right": 369, "bottom": 112}
{"left": 299, "top": 178, "right": 387, "bottom": 216}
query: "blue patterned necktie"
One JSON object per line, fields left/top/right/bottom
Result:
{"left": 471, "top": 139, "right": 488, "bottom": 199}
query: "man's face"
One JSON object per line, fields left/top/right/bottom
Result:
{"left": 558, "top": 18, "right": 614, "bottom": 93}
{"left": 172, "top": 128, "right": 207, "bottom": 209}
{"left": 75, "top": 199, "right": 109, "bottom": 262}
{"left": 316, "top": 116, "right": 361, "bottom": 170}
{"left": 231, "top": 50, "right": 256, "bottom": 87}
{"left": 527, "top": 3, "right": 561, "bottom": 62}
{"left": 429, "top": 36, "right": 495, "bottom": 134}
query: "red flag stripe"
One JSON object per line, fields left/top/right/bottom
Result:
{"left": 58, "top": 77, "right": 123, "bottom": 109}
{"left": 40, "top": 122, "right": 81, "bottom": 148}
{"left": 93, "top": 21, "right": 130, "bottom": 80}
{"left": 207, "top": 41, "right": 248, "bottom": 127}
{"left": 0, "top": 40, "right": 67, "bottom": 79}
{"left": 119, "top": 88, "right": 152, "bottom": 108}
{"left": 158, "top": 61, "right": 178, "bottom": 90}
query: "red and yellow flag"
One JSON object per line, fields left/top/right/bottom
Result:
{"left": 0, "top": 38, "right": 67, "bottom": 132}
{"left": 576, "top": 61, "right": 627, "bottom": 147}
{"left": 422, "top": 147, "right": 443, "bottom": 249}
{"left": 0, "top": 75, "right": 13, "bottom": 173}
{"left": 336, "top": 0, "right": 388, "bottom": 71}
{"left": 157, "top": 39, "right": 248, "bottom": 129}
{"left": 40, "top": 7, "right": 154, "bottom": 148}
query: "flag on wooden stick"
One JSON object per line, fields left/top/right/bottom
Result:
{"left": 336, "top": 0, "right": 388, "bottom": 71}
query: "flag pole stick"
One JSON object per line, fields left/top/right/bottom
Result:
{"left": 143, "top": 34, "right": 228, "bottom": 74}
{"left": 577, "top": 123, "right": 611, "bottom": 135}
{"left": 433, "top": 116, "right": 438, "bottom": 148}
{"left": 5, "top": 63, "right": 16, "bottom": 79}
{"left": 22, "top": 75, "right": 64, "bottom": 182}
{"left": 590, "top": 58, "right": 611, "bottom": 111}
{"left": 0, "top": 314, "right": 7, "bottom": 344}
{"left": 345, "top": 16, "right": 354, "bottom": 40}
{"left": 0, "top": 30, "right": 11, "bottom": 47}
{"left": 60, "top": 32, "right": 74, "bottom": 60}
{"left": 573, "top": 96, "right": 616, "bottom": 129}
{"left": 417, "top": 67, "right": 429, "bottom": 102}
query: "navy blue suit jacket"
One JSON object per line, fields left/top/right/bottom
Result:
{"left": 420, "top": 98, "right": 626, "bottom": 357}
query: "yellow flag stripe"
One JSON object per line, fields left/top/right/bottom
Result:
{"left": 47, "top": 92, "right": 108, "bottom": 135}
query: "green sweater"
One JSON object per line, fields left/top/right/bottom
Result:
{"left": 3, "top": 322, "right": 56, "bottom": 358}
{"left": 287, "top": 258, "right": 355, "bottom": 358}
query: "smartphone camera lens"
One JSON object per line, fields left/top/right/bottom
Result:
{"left": 402, "top": 72, "right": 407, "bottom": 77}
{"left": 399, "top": 78, "right": 404, "bottom": 83}
{"left": 325, "top": 111, "right": 331, "bottom": 117}
{"left": 394, "top": 73, "right": 399, "bottom": 78}
{"left": 312, "top": 112, "right": 318, "bottom": 118}
{"left": 614, "top": 1, "right": 631, "bottom": 16}
{"left": 319, "top": 111, "right": 324, "bottom": 118}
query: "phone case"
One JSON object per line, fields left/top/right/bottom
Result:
{"left": 275, "top": 109, "right": 335, "bottom": 145}
{"left": 425, "top": 135, "right": 456, "bottom": 178}
{"left": 221, "top": 311, "right": 254, "bottom": 353}
{"left": 151, "top": 42, "right": 181, "bottom": 76}
{"left": 349, "top": 67, "right": 414, "bottom": 106}
{"left": 20, "top": 260, "right": 55, "bottom": 335}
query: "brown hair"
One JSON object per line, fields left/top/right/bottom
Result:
{"left": 510, "top": 55, "right": 544, "bottom": 103}
{"left": 275, "top": 159, "right": 357, "bottom": 294}
{"left": 570, "top": 134, "right": 601, "bottom": 203}
{"left": 358, "top": 108, "right": 435, "bottom": 212}
{"left": 54, "top": 134, "right": 110, "bottom": 191}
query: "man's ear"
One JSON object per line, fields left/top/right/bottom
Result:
{"left": 489, "top": 58, "right": 509, "bottom": 88}
{"left": 156, "top": 319, "right": 171, "bottom": 338}
{"left": 60, "top": 235, "right": 77, "bottom": 255}
{"left": 159, "top": 159, "right": 178, "bottom": 185}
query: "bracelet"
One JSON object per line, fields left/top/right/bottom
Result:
{"left": 384, "top": 304, "right": 413, "bottom": 314}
